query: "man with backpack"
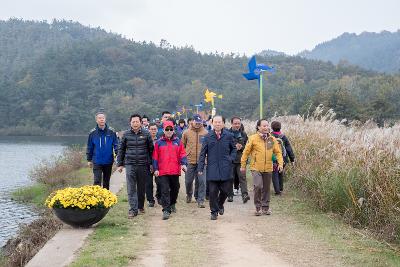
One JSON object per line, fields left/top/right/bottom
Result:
{"left": 270, "top": 121, "right": 295, "bottom": 195}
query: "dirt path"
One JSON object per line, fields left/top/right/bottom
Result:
{"left": 136, "top": 205, "right": 168, "bottom": 267}
{"left": 213, "top": 192, "right": 348, "bottom": 267}
{"left": 216, "top": 221, "right": 291, "bottom": 267}
{"left": 131, "top": 177, "right": 349, "bottom": 267}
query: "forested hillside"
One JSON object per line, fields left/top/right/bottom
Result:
{"left": 1, "top": 19, "right": 399, "bottom": 135}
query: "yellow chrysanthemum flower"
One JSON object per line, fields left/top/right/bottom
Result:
{"left": 45, "top": 185, "right": 117, "bottom": 209}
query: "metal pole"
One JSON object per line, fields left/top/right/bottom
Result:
{"left": 259, "top": 72, "right": 263, "bottom": 119}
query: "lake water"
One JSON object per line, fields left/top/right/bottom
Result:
{"left": 0, "top": 136, "right": 85, "bottom": 247}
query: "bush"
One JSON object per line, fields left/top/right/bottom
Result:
{"left": 29, "top": 146, "right": 85, "bottom": 188}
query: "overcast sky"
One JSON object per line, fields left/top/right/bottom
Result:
{"left": 1, "top": 0, "right": 399, "bottom": 55}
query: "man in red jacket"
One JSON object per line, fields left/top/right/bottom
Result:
{"left": 153, "top": 120, "right": 188, "bottom": 220}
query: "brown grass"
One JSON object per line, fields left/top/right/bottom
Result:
{"left": 242, "top": 109, "right": 400, "bottom": 243}
{"left": 29, "top": 146, "right": 85, "bottom": 188}
{"left": 1, "top": 213, "right": 62, "bottom": 267}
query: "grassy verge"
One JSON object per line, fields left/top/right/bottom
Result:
{"left": 281, "top": 187, "right": 400, "bottom": 266}
{"left": 69, "top": 187, "right": 150, "bottom": 267}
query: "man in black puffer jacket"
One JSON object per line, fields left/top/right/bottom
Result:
{"left": 117, "top": 114, "right": 154, "bottom": 218}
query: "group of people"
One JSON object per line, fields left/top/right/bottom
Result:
{"left": 86, "top": 110, "right": 295, "bottom": 220}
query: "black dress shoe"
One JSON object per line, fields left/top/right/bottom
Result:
{"left": 227, "top": 196, "right": 233, "bottom": 202}
{"left": 218, "top": 208, "right": 224, "bottom": 215}
{"left": 210, "top": 213, "right": 218, "bottom": 220}
{"left": 242, "top": 194, "right": 250, "bottom": 203}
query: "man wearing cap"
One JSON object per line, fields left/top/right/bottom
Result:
{"left": 153, "top": 119, "right": 188, "bottom": 220}
{"left": 181, "top": 114, "right": 209, "bottom": 208}
{"left": 86, "top": 112, "right": 118, "bottom": 190}
{"left": 156, "top": 111, "right": 172, "bottom": 139}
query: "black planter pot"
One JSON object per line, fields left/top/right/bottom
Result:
{"left": 53, "top": 207, "right": 110, "bottom": 228}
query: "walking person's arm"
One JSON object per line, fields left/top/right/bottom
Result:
{"left": 116, "top": 133, "right": 127, "bottom": 172}
{"left": 240, "top": 138, "right": 253, "bottom": 173}
{"left": 197, "top": 137, "right": 208, "bottom": 175}
{"left": 181, "top": 131, "right": 188, "bottom": 148}
{"left": 86, "top": 133, "right": 94, "bottom": 168}
{"left": 229, "top": 135, "right": 237, "bottom": 162}
{"left": 152, "top": 141, "right": 160, "bottom": 177}
{"left": 147, "top": 133, "right": 154, "bottom": 172}
{"left": 242, "top": 132, "right": 248, "bottom": 148}
{"left": 179, "top": 141, "right": 188, "bottom": 172}
{"left": 283, "top": 135, "right": 295, "bottom": 166}
{"left": 273, "top": 139, "right": 284, "bottom": 172}
{"left": 112, "top": 131, "right": 119, "bottom": 163}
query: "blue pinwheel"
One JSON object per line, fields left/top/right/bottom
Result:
{"left": 194, "top": 102, "right": 203, "bottom": 114}
{"left": 243, "top": 56, "right": 275, "bottom": 119}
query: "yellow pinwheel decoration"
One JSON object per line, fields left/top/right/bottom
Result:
{"left": 204, "top": 88, "right": 216, "bottom": 103}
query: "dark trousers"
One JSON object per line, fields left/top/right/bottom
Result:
{"left": 155, "top": 176, "right": 161, "bottom": 203}
{"left": 229, "top": 163, "right": 248, "bottom": 197}
{"left": 158, "top": 175, "right": 180, "bottom": 212}
{"left": 93, "top": 164, "right": 113, "bottom": 190}
{"left": 125, "top": 165, "right": 150, "bottom": 212}
{"left": 146, "top": 173, "right": 155, "bottom": 203}
{"left": 272, "top": 169, "right": 284, "bottom": 194}
{"left": 209, "top": 180, "right": 231, "bottom": 214}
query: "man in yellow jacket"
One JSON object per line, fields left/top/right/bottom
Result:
{"left": 240, "top": 119, "right": 283, "bottom": 216}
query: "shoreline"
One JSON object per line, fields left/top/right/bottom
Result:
{"left": 0, "top": 147, "right": 89, "bottom": 266}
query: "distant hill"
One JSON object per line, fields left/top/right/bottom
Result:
{"left": 0, "top": 19, "right": 399, "bottom": 135}
{"left": 259, "top": 50, "right": 286, "bottom": 57}
{"left": 300, "top": 31, "right": 400, "bottom": 73}
{"left": 0, "top": 19, "right": 113, "bottom": 76}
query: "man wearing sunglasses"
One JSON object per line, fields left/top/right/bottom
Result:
{"left": 153, "top": 119, "right": 188, "bottom": 220}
